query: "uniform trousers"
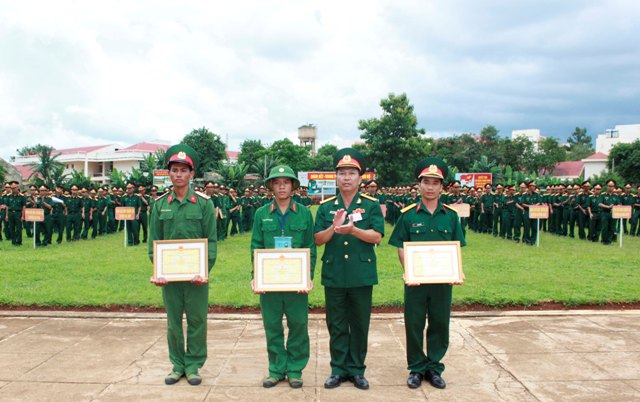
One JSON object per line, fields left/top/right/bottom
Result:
{"left": 600, "top": 211, "right": 615, "bottom": 244}
{"left": 35, "top": 216, "right": 52, "bottom": 246}
{"left": 7, "top": 211, "right": 23, "bottom": 245}
{"left": 138, "top": 212, "right": 148, "bottom": 242}
{"left": 404, "top": 284, "right": 452, "bottom": 375}
{"left": 589, "top": 213, "right": 602, "bottom": 242}
{"left": 260, "top": 292, "right": 309, "bottom": 379}
{"left": 66, "top": 213, "right": 82, "bottom": 241}
{"left": 51, "top": 214, "right": 65, "bottom": 243}
{"left": 125, "top": 219, "right": 139, "bottom": 245}
{"left": 325, "top": 286, "right": 372, "bottom": 376}
{"left": 513, "top": 211, "right": 523, "bottom": 241}
{"left": 577, "top": 210, "right": 589, "bottom": 239}
{"left": 162, "top": 282, "right": 209, "bottom": 375}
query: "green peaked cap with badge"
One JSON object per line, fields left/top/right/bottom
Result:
{"left": 166, "top": 144, "right": 199, "bottom": 170}
{"left": 415, "top": 157, "right": 449, "bottom": 181}
{"left": 333, "top": 147, "right": 366, "bottom": 175}
{"left": 265, "top": 165, "right": 300, "bottom": 189}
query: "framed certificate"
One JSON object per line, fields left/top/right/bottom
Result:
{"left": 253, "top": 248, "right": 311, "bottom": 292}
{"left": 403, "top": 241, "right": 463, "bottom": 284}
{"left": 153, "top": 239, "right": 208, "bottom": 282}
{"left": 447, "top": 203, "right": 470, "bottom": 218}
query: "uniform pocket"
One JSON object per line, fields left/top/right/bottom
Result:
{"left": 437, "top": 225, "right": 452, "bottom": 240}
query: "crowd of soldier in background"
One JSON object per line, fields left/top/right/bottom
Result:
{"left": 361, "top": 180, "right": 640, "bottom": 246}
{"left": 0, "top": 180, "right": 313, "bottom": 247}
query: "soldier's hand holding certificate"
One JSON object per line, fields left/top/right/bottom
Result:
{"left": 403, "top": 241, "right": 464, "bottom": 285}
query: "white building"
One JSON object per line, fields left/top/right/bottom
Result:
{"left": 582, "top": 152, "right": 608, "bottom": 180}
{"left": 511, "top": 129, "right": 545, "bottom": 151}
{"left": 595, "top": 124, "right": 640, "bottom": 154}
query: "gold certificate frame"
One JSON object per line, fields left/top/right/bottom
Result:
{"left": 253, "top": 248, "right": 311, "bottom": 292}
{"left": 404, "top": 241, "right": 463, "bottom": 284}
{"left": 153, "top": 239, "right": 208, "bottom": 282}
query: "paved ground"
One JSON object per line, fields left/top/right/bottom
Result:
{"left": 0, "top": 310, "right": 639, "bottom": 401}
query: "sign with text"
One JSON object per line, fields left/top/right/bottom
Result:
{"left": 612, "top": 205, "right": 632, "bottom": 219}
{"left": 528, "top": 205, "right": 549, "bottom": 219}
{"left": 24, "top": 208, "right": 44, "bottom": 222}
{"left": 446, "top": 203, "right": 470, "bottom": 218}
{"left": 153, "top": 169, "right": 172, "bottom": 188}
{"left": 456, "top": 173, "right": 492, "bottom": 189}
{"left": 298, "top": 171, "right": 376, "bottom": 196}
{"left": 115, "top": 207, "right": 136, "bottom": 221}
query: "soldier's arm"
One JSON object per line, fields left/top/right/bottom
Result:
{"left": 201, "top": 200, "right": 217, "bottom": 270}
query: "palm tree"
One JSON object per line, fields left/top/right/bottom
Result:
{"left": 68, "top": 168, "right": 91, "bottom": 189}
{"left": 154, "top": 149, "right": 168, "bottom": 169}
{"left": 251, "top": 155, "right": 281, "bottom": 182}
{"left": 26, "top": 146, "right": 65, "bottom": 188}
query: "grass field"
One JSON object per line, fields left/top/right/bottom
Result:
{"left": 1, "top": 216, "right": 639, "bottom": 308}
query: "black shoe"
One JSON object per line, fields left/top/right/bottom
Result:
{"left": 350, "top": 374, "right": 369, "bottom": 390}
{"left": 407, "top": 372, "right": 423, "bottom": 388}
{"left": 424, "top": 370, "right": 446, "bottom": 389}
{"left": 324, "top": 375, "right": 347, "bottom": 389}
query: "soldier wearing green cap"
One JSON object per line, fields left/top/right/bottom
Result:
{"left": 6, "top": 181, "right": 26, "bottom": 246}
{"left": 388, "top": 157, "right": 466, "bottom": 390}
{"left": 521, "top": 182, "right": 542, "bottom": 245}
{"left": 250, "top": 165, "right": 316, "bottom": 389}
{"left": 314, "top": 148, "right": 384, "bottom": 391}
{"left": 599, "top": 180, "right": 619, "bottom": 245}
{"left": 121, "top": 183, "right": 141, "bottom": 245}
{"left": 149, "top": 143, "right": 217, "bottom": 386}
{"left": 35, "top": 185, "right": 54, "bottom": 246}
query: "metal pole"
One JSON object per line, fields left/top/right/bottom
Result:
{"left": 124, "top": 221, "right": 127, "bottom": 248}
{"left": 620, "top": 218, "right": 623, "bottom": 248}
{"left": 33, "top": 222, "right": 36, "bottom": 249}
{"left": 536, "top": 219, "right": 540, "bottom": 247}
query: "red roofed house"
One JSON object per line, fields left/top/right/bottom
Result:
{"left": 581, "top": 152, "right": 608, "bottom": 180}
{"left": 548, "top": 161, "right": 585, "bottom": 180}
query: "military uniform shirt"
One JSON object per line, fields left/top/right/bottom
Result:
{"left": 389, "top": 202, "right": 466, "bottom": 247}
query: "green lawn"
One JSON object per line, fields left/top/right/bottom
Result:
{"left": 1, "top": 218, "right": 638, "bottom": 308}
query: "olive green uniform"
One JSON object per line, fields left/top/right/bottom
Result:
{"left": 521, "top": 192, "right": 542, "bottom": 245}
{"left": 599, "top": 193, "right": 619, "bottom": 244}
{"left": 121, "top": 194, "right": 141, "bottom": 245}
{"left": 65, "top": 195, "right": 83, "bottom": 241}
{"left": 389, "top": 201, "right": 466, "bottom": 375}
{"left": 251, "top": 200, "right": 316, "bottom": 380}
{"left": 35, "top": 196, "right": 53, "bottom": 246}
{"left": 81, "top": 197, "right": 98, "bottom": 239}
{"left": 6, "top": 193, "right": 26, "bottom": 245}
{"left": 50, "top": 197, "right": 66, "bottom": 243}
{"left": 314, "top": 193, "right": 384, "bottom": 377}
{"left": 148, "top": 189, "right": 217, "bottom": 377}
{"left": 631, "top": 193, "right": 640, "bottom": 236}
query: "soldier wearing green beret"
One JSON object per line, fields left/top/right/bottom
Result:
{"left": 314, "top": 148, "right": 384, "bottom": 391}
{"left": 6, "top": 181, "right": 26, "bottom": 246}
{"left": 149, "top": 144, "right": 217, "bottom": 386}
{"left": 250, "top": 165, "right": 316, "bottom": 389}
{"left": 388, "top": 157, "right": 466, "bottom": 390}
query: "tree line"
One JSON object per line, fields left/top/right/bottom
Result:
{"left": 7, "top": 94, "right": 640, "bottom": 188}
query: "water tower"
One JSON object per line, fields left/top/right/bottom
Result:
{"left": 298, "top": 124, "right": 317, "bottom": 155}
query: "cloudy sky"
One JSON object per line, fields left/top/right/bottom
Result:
{"left": 1, "top": 0, "right": 639, "bottom": 160}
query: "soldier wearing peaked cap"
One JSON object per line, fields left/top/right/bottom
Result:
{"left": 149, "top": 143, "right": 217, "bottom": 386}
{"left": 619, "top": 183, "right": 634, "bottom": 235}
{"left": 250, "top": 165, "right": 317, "bottom": 389}
{"left": 588, "top": 183, "right": 603, "bottom": 242}
{"left": 388, "top": 157, "right": 466, "bottom": 390}
{"left": 314, "top": 148, "right": 384, "bottom": 391}
{"left": 5, "top": 181, "right": 26, "bottom": 245}
{"left": 34, "top": 185, "right": 54, "bottom": 246}
{"left": 599, "top": 180, "right": 619, "bottom": 245}
{"left": 120, "top": 183, "right": 141, "bottom": 245}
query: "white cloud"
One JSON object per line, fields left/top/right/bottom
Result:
{"left": 1, "top": 0, "right": 639, "bottom": 161}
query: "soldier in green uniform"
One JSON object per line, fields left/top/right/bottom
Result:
{"left": 149, "top": 144, "right": 217, "bottom": 386}
{"left": 6, "top": 181, "right": 26, "bottom": 246}
{"left": 388, "top": 157, "right": 466, "bottom": 390}
{"left": 314, "top": 148, "right": 384, "bottom": 391}
{"left": 501, "top": 185, "right": 516, "bottom": 240}
{"left": 80, "top": 188, "right": 97, "bottom": 239}
{"left": 521, "top": 182, "right": 542, "bottom": 245}
{"left": 588, "top": 184, "right": 603, "bottom": 242}
{"left": 24, "top": 185, "right": 37, "bottom": 238}
{"left": 250, "top": 165, "right": 316, "bottom": 389}
{"left": 227, "top": 188, "right": 242, "bottom": 235}
{"left": 35, "top": 185, "right": 54, "bottom": 246}
{"left": 50, "top": 185, "right": 67, "bottom": 244}
{"left": 65, "top": 185, "right": 83, "bottom": 241}
{"left": 107, "top": 187, "right": 118, "bottom": 233}
{"left": 137, "top": 185, "right": 151, "bottom": 243}
{"left": 96, "top": 187, "right": 109, "bottom": 236}
{"left": 491, "top": 184, "right": 504, "bottom": 237}
{"left": 121, "top": 183, "right": 142, "bottom": 245}
{"left": 599, "top": 180, "right": 619, "bottom": 245}
{"left": 619, "top": 184, "right": 635, "bottom": 234}
{"left": 631, "top": 185, "right": 640, "bottom": 237}
{"left": 240, "top": 188, "right": 255, "bottom": 233}
{"left": 575, "top": 181, "right": 591, "bottom": 240}
{"left": 513, "top": 182, "right": 527, "bottom": 243}
{"left": 0, "top": 183, "right": 9, "bottom": 240}
{"left": 479, "top": 184, "right": 494, "bottom": 234}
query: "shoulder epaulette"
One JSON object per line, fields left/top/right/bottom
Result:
{"left": 401, "top": 203, "right": 416, "bottom": 213}
{"left": 360, "top": 193, "right": 378, "bottom": 202}
{"left": 443, "top": 203, "right": 458, "bottom": 213}
{"left": 195, "top": 191, "right": 210, "bottom": 200}
{"left": 155, "top": 192, "right": 170, "bottom": 201}
{"left": 320, "top": 196, "right": 336, "bottom": 205}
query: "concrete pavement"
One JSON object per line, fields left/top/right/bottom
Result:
{"left": 0, "top": 310, "right": 639, "bottom": 401}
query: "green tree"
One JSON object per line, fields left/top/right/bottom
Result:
{"left": 535, "top": 137, "right": 567, "bottom": 175}
{"left": 309, "top": 144, "right": 338, "bottom": 171}
{"left": 0, "top": 162, "right": 7, "bottom": 183}
{"left": 238, "top": 140, "right": 266, "bottom": 169}
{"left": 16, "top": 144, "right": 52, "bottom": 157}
{"left": 609, "top": 140, "right": 640, "bottom": 183}
{"left": 267, "top": 138, "right": 312, "bottom": 173}
{"left": 109, "top": 168, "right": 127, "bottom": 189}
{"left": 216, "top": 162, "right": 249, "bottom": 190}
{"left": 430, "top": 134, "right": 481, "bottom": 172}
{"left": 154, "top": 148, "right": 168, "bottom": 169}
{"left": 359, "top": 93, "right": 426, "bottom": 185}
{"left": 251, "top": 155, "right": 282, "bottom": 182}
{"left": 496, "top": 137, "right": 536, "bottom": 171}
{"left": 566, "top": 127, "right": 594, "bottom": 160}
{"left": 26, "top": 146, "right": 65, "bottom": 188}
{"left": 181, "top": 127, "right": 227, "bottom": 178}
{"left": 68, "top": 168, "right": 91, "bottom": 189}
